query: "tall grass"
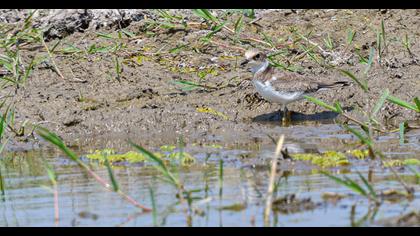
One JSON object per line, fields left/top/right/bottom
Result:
{"left": 149, "top": 187, "right": 158, "bottom": 226}
{"left": 305, "top": 85, "right": 417, "bottom": 197}
{"left": 0, "top": 162, "right": 5, "bottom": 200}
{"left": 218, "top": 158, "right": 224, "bottom": 198}
{"left": 321, "top": 171, "right": 379, "bottom": 204}
{"left": 303, "top": 21, "right": 418, "bottom": 196}
{"left": 130, "top": 140, "right": 199, "bottom": 226}
{"left": 41, "top": 157, "right": 59, "bottom": 226}
{"left": 264, "top": 135, "right": 284, "bottom": 227}
{"left": 35, "top": 126, "right": 151, "bottom": 212}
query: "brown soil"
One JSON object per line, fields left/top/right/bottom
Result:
{"left": 1, "top": 9, "right": 419, "bottom": 150}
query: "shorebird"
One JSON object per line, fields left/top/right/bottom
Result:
{"left": 240, "top": 49, "right": 350, "bottom": 122}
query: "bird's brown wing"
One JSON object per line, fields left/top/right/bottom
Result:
{"left": 266, "top": 72, "right": 320, "bottom": 93}
{"left": 266, "top": 71, "right": 349, "bottom": 93}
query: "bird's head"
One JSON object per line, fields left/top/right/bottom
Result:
{"left": 240, "top": 49, "right": 269, "bottom": 74}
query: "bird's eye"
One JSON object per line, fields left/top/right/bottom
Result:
{"left": 255, "top": 54, "right": 260, "bottom": 59}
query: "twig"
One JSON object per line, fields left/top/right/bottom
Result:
{"left": 40, "top": 34, "right": 65, "bottom": 79}
{"left": 241, "top": 37, "right": 274, "bottom": 49}
{"left": 376, "top": 151, "right": 415, "bottom": 196}
{"left": 86, "top": 167, "right": 152, "bottom": 212}
{"left": 53, "top": 184, "right": 59, "bottom": 226}
{"left": 264, "top": 135, "right": 285, "bottom": 227}
{"left": 296, "top": 32, "right": 328, "bottom": 55}
{"left": 36, "top": 126, "right": 152, "bottom": 212}
{"left": 248, "top": 17, "right": 262, "bottom": 25}
{"left": 342, "top": 111, "right": 388, "bottom": 133}
{"left": 208, "top": 39, "right": 245, "bottom": 52}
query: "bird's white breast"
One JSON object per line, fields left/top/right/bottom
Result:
{"left": 252, "top": 79, "right": 304, "bottom": 105}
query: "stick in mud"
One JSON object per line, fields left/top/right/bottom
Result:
{"left": 264, "top": 135, "right": 285, "bottom": 227}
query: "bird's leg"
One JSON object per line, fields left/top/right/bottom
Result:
{"left": 281, "top": 105, "right": 289, "bottom": 123}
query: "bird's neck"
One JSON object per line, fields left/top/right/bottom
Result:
{"left": 252, "top": 60, "right": 273, "bottom": 81}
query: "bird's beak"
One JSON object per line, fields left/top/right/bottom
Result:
{"left": 240, "top": 59, "right": 249, "bottom": 66}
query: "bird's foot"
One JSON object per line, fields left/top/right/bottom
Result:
{"left": 280, "top": 110, "right": 292, "bottom": 125}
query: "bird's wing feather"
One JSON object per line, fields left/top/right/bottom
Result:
{"left": 266, "top": 72, "right": 320, "bottom": 93}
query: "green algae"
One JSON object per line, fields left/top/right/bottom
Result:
{"left": 204, "top": 143, "right": 223, "bottom": 149}
{"left": 291, "top": 151, "right": 350, "bottom": 168}
{"left": 167, "top": 152, "right": 196, "bottom": 166}
{"left": 347, "top": 149, "right": 370, "bottom": 160}
{"left": 85, "top": 149, "right": 147, "bottom": 163}
{"left": 291, "top": 149, "right": 419, "bottom": 169}
{"left": 160, "top": 145, "right": 176, "bottom": 152}
{"left": 383, "top": 158, "right": 420, "bottom": 167}
{"left": 85, "top": 147, "right": 196, "bottom": 166}
{"left": 219, "top": 203, "right": 246, "bottom": 211}
{"left": 196, "top": 107, "right": 229, "bottom": 120}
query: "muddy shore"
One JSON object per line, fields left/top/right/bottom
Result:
{"left": 0, "top": 9, "right": 419, "bottom": 150}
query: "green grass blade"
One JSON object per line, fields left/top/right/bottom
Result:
{"left": 343, "top": 176, "right": 368, "bottom": 196}
{"left": 340, "top": 69, "right": 368, "bottom": 92}
{"left": 399, "top": 121, "right": 407, "bottom": 145}
{"left": 22, "top": 56, "right": 36, "bottom": 84}
{"left": 320, "top": 171, "right": 349, "bottom": 186}
{"left": 172, "top": 80, "right": 213, "bottom": 91}
{"left": 0, "top": 115, "right": 5, "bottom": 139}
{"left": 43, "top": 159, "right": 57, "bottom": 185}
{"left": 323, "top": 34, "right": 334, "bottom": 50}
{"left": 0, "top": 138, "right": 9, "bottom": 155}
{"left": 364, "top": 47, "right": 375, "bottom": 75}
{"left": 355, "top": 49, "right": 368, "bottom": 64}
{"left": 96, "top": 32, "right": 115, "bottom": 39}
{"left": 121, "top": 29, "right": 135, "bottom": 38}
{"left": 343, "top": 125, "right": 372, "bottom": 147}
{"left": 192, "top": 9, "right": 217, "bottom": 22}
{"left": 103, "top": 153, "right": 119, "bottom": 192}
{"left": 0, "top": 165, "right": 4, "bottom": 198}
{"left": 23, "top": 10, "right": 37, "bottom": 29}
{"left": 243, "top": 9, "right": 255, "bottom": 18}
{"left": 169, "top": 44, "right": 187, "bottom": 54}
{"left": 149, "top": 187, "right": 158, "bottom": 226}
{"left": 376, "top": 30, "right": 382, "bottom": 56}
{"left": 372, "top": 88, "right": 389, "bottom": 117}
{"left": 158, "top": 22, "right": 177, "bottom": 29}
{"left": 204, "top": 21, "right": 226, "bottom": 40}
{"left": 413, "top": 97, "right": 420, "bottom": 111}
{"left": 304, "top": 95, "right": 338, "bottom": 112}
{"left": 357, "top": 172, "right": 376, "bottom": 199}
{"left": 61, "top": 44, "right": 83, "bottom": 54}
{"left": 201, "top": 9, "right": 217, "bottom": 22}
{"left": 334, "top": 101, "right": 344, "bottom": 114}
{"left": 234, "top": 15, "right": 243, "bottom": 35}
{"left": 261, "top": 32, "right": 275, "bottom": 48}
{"left": 347, "top": 29, "right": 356, "bottom": 45}
{"left": 381, "top": 19, "right": 387, "bottom": 49}
{"left": 219, "top": 158, "right": 224, "bottom": 198}
{"left": 49, "top": 40, "right": 61, "bottom": 54}
{"left": 406, "top": 166, "right": 420, "bottom": 182}
{"left": 387, "top": 95, "right": 419, "bottom": 112}
{"left": 130, "top": 141, "right": 179, "bottom": 187}
{"left": 35, "top": 126, "right": 86, "bottom": 168}
{"left": 321, "top": 171, "right": 366, "bottom": 196}
{"left": 212, "top": 21, "right": 226, "bottom": 32}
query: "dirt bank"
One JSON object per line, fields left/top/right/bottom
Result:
{"left": 1, "top": 9, "right": 419, "bottom": 150}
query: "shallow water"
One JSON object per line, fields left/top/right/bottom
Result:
{"left": 0, "top": 122, "right": 419, "bottom": 227}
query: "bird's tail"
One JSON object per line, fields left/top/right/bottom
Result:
{"left": 318, "top": 81, "right": 350, "bottom": 90}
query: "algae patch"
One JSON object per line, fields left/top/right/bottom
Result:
{"left": 196, "top": 107, "right": 229, "bottom": 120}
{"left": 85, "top": 147, "right": 196, "bottom": 166}
{"left": 383, "top": 159, "right": 420, "bottom": 167}
{"left": 85, "top": 149, "right": 148, "bottom": 163}
{"left": 291, "top": 151, "right": 350, "bottom": 168}
{"left": 290, "top": 149, "right": 419, "bottom": 169}
{"left": 347, "top": 149, "right": 370, "bottom": 160}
